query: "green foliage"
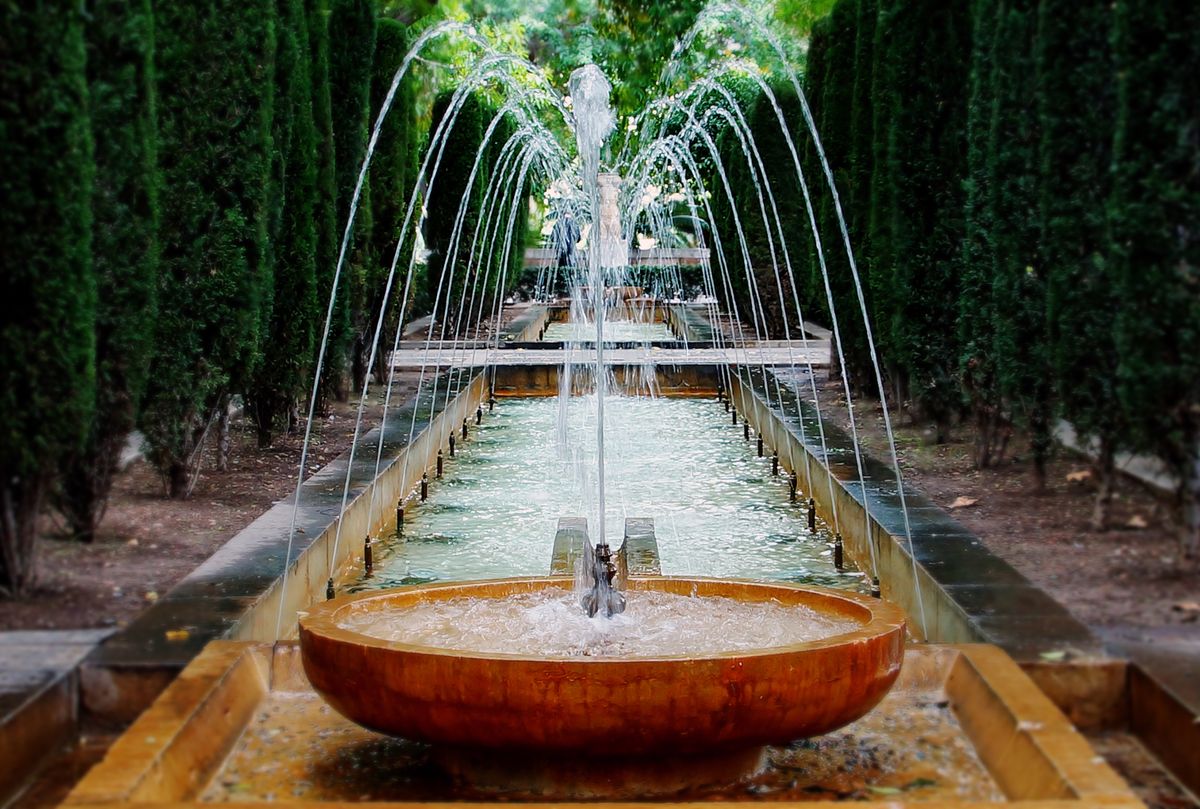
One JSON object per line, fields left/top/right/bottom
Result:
{"left": 957, "top": 0, "right": 1003, "bottom": 465}
{"left": 424, "top": 90, "right": 487, "bottom": 309}
{"left": 58, "top": 0, "right": 160, "bottom": 542}
{"left": 1037, "top": 0, "right": 1118, "bottom": 466}
{"left": 0, "top": 1, "right": 96, "bottom": 593}
{"left": 1109, "top": 0, "right": 1200, "bottom": 552}
{"left": 307, "top": 0, "right": 344, "bottom": 410}
{"left": 593, "top": 0, "right": 707, "bottom": 116}
{"left": 248, "top": 0, "right": 320, "bottom": 448}
{"left": 367, "top": 18, "right": 418, "bottom": 374}
{"left": 141, "top": 0, "right": 275, "bottom": 497}
{"left": 328, "top": 0, "right": 376, "bottom": 391}
{"left": 988, "top": 0, "right": 1052, "bottom": 483}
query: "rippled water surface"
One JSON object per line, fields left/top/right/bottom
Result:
{"left": 354, "top": 396, "right": 863, "bottom": 591}
{"left": 340, "top": 590, "right": 858, "bottom": 657}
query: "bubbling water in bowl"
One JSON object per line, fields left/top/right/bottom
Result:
{"left": 338, "top": 589, "right": 860, "bottom": 658}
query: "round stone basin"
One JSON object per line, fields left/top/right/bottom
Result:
{"left": 298, "top": 576, "right": 906, "bottom": 765}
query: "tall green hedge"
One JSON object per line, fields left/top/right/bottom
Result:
{"left": 248, "top": 0, "right": 319, "bottom": 448}
{"left": 328, "top": 0, "right": 375, "bottom": 392}
{"left": 306, "top": 0, "right": 343, "bottom": 411}
{"left": 57, "top": 0, "right": 159, "bottom": 542}
{"left": 141, "top": 0, "right": 275, "bottom": 497}
{"left": 424, "top": 90, "right": 487, "bottom": 314}
{"left": 0, "top": 1, "right": 96, "bottom": 594}
{"left": 1110, "top": 0, "right": 1200, "bottom": 555}
{"left": 958, "top": 0, "right": 1002, "bottom": 467}
{"left": 1037, "top": 0, "right": 1118, "bottom": 524}
{"left": 874, "top": 0, "right": 969, "bottom": 437}
{"left": 366, "top": 18, "right": 416, "bottom": 378}
{"left": 988, "top": 0, "right": 1052, "bottom": 488}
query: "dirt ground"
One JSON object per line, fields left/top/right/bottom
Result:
{"left": 805, "top": 374, "right": 1200, "bottom": 635}
{"left": 0, "top": 377, "right": 422, "bottom": 631}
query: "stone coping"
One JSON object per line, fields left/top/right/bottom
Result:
{"left": 80, "top": 368, "right": 487, "bottom": 720}
{"left": 729, "top": 365, "right": 1104, "bottom": 663}
{"left": 61, "top": 640, "right": 1139, "bottom": 807}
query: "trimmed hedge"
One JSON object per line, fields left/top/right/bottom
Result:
{"left": 0, "top": 1, "right": 96, "bottom": 593}
{"left": 141, "top": 0, "right": 275, "bottom": 497}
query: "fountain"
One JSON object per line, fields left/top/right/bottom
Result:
{"left": 296, "top": 63, "right": 907, "bottom": 797}
{"left": 59, "top": 25, "right": 1144, "bottom": 809}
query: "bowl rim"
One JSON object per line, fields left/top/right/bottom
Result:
{"left": 297, "top": 576, "right": 907, "bottom": 663}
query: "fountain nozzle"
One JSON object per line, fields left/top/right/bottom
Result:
{"left": 582, "top": 542, "right": 626, "bottom": 618}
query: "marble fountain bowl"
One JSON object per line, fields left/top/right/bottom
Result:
{"left": 298, "top": 576, "right": 906, "bottom": 797}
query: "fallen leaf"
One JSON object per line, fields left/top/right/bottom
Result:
{"left": 165, "top": 629, "right": 190, "bottom": 642}
{"left": 1065, "top": 469, "right": 1092, "bottom": 483}
{"left": 144, "top": 591, "right": 158, "bottom": 602}
{"left": 867, "top": 786, "right": 902, "bottom": 795}
{"left": 1039, "top": 650, "right": 1067, "bottom": 661}
{"left": 1126, "top": 514, "right": 1148, "bottom": 529}
{"left": 949, "top": 496, "right": 979, "bottom": 509}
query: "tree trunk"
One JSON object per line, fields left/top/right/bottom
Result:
{"left": 0, "top": 478, "right": 44, "bottom": 597}
{"left": 217, "top": 400, "right": 232, "bottom": 472}
{"left": 167, "top": 460, "right": 190, "bottom": 499}
{"left": 1182, "top": 432, "right": 1200, "bottom": 560}
{"left": 1090, "top": 434, "right": 1116, "bottom": 532}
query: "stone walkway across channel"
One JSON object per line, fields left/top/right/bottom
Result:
{"left": 390, "top": 341, "right": 832, "bottom": 368}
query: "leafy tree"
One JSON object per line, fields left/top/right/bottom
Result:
{"left": 248, "top": 0, "right": 319, "bottom": 448}
{"left": 0, "top": 1, "right": 96, "bottom": 593}
{"left": 987, "top": 0, "right": 1052, "bottom": 488}
{"left": 1037, "top": 0, "right": 1118, "bottom": 526}
{"left": 592, "top": 0, "right": 707, "bottom": 116}
{"left": 958, "top": 0, "right": 1005, "bottom": 468}
{"left": 307, "top": 0, "right": 344, "bottom": 412}
{"left": 58, "top": 0, "right": 159, "bottom": 542}
{"left": 1110, "top": 0, "right": 1200, "bottom": 556}
{"left": 141, "top": 0, "right": 275, "bottom": 497}
{"left": 328, "top": 0, "right": 376, "bottom": 393}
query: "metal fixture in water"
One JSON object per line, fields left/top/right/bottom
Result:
{"left": 581, "top": 542, "right": 626, "bottom": 618}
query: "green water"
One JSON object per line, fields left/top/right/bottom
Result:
{"left": 353, "top": 396, "right": 863, "bottom": 591}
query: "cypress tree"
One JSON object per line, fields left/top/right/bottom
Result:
{"left": 367, "top": 18, "right": 415, "bottom": 378}
{"left": 425, "top": 90, "right": 486, "bottom": 315}
{"left": 958, "top": 0, "right": 1005, "bottom": 468}
{"left": 1110, "top": 0, "right": 1200, "bottom": 556}
{"left": 865, "top": 0, "right": 897, "bottom": 386}
{"left": 248, "top": 0, "right": 319, "bottom": 448}
{"left": 873, "top": 0, "right": 970, "bottom": 437}
{"left": 57, "top": 0, "right": 159, "bottom": 542}
{"left": 141, "top": 0, "right": 275, "bottom": 497}
{"left": 988, "top": 0, "right": 1052, "bottom": 488}
{"left": 801, "top": 16, "right": 833, "bottom": 330}
{"left": 0, "top": 1, "right": 96, "bottom": 594}
{"left": 847, "top": 0, "right": 876, "bottom": 260}
{"left": 328, "top": 0, "right": 375, "bottom": 392}
{"left": 1037, "top": 0, "right": 1118, "bottom": 526}
{"left": 306, "top": 0, "right": 342, "bottom": 412}
{"left": 816, "top": 0, "right": 868, "bottom": 381}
